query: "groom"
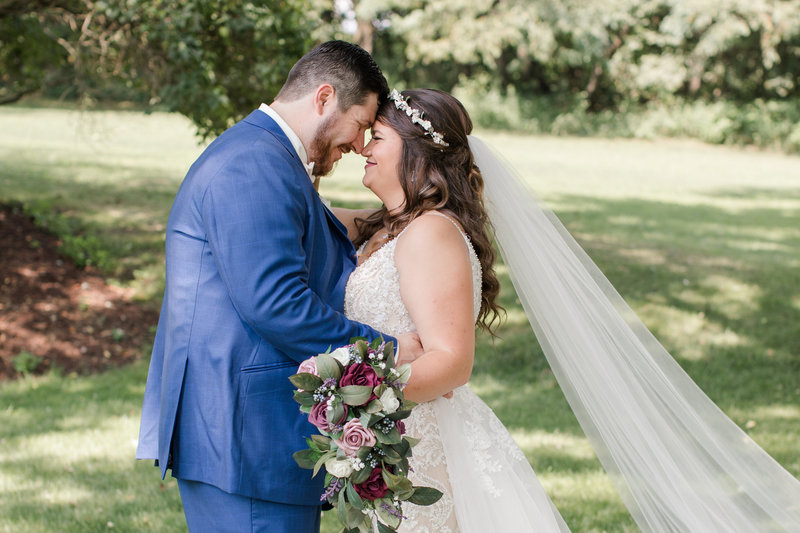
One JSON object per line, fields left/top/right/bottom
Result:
{"left": 136, "top": 41, "right": 417, "bottom": 532}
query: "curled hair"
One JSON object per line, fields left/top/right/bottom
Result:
{"left": 355, "top": 89, "right": 503, "bottom": 334}
{"left": 275, "top": 40, "right": 389, "bottom": 111}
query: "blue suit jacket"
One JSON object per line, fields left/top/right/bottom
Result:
{"left": 136, "top": 110, "right": 393, "bottom": 505}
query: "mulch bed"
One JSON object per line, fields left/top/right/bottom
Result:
{"left": 0, "top": 202, "right": 159, "bottom": 380}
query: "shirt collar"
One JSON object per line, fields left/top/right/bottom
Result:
{"left": 259, "top": 103, "right": 315, "bottom": 180}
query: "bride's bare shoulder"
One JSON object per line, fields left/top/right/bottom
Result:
{"left": 395, "top": 211, "right": 467, "bottom": 258}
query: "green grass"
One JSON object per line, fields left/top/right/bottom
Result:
{"left": 1, "top": 104, "right": 798, "bottom": 532}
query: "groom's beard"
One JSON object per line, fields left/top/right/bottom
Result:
{"left": 308, "top": 113, "right": 340, "bottom": 177}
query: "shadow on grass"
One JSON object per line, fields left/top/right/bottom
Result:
{"left": 1, "top": 452, "right": 185, "bottom": 533}
{"left": 1, "top": 154, "right": 179, "bottom": 282}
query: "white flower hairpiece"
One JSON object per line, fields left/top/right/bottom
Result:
{"left": 389, "top": 89, "right": 449, "bottom": 147}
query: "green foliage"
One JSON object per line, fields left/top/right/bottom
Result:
{"left": 22, "top": 201, "right": 117, "bottom": 271}
{"left": 0, "top": 0, "right": 319, "bottom": 137}
{"left": 110, "top": 0, "right": 318, "bottom": 138}
{"left": 351, "top": 0, "right": 800, "bottom": 146}
{"left": 11, "top": 351, "right": 43, "bottom": 376}
{"left": 0, "top": 9, "right": 69, "bottom": 104}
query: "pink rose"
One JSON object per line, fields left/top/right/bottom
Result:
{"left": 333, "top": 418, "right": 376, "bottom": 457}
{"left": 297, "top": 357, "right": 318, "bottom": 376}
{"left": 354, "top": 467, "right": 389, "bottom": 500}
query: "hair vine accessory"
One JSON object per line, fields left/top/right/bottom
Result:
{"left": 389, "top": 89, "right": 449, "bottom": 147}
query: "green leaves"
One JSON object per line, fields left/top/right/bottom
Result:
{"left": 289, "top": 373, "right": 322, "bottom": 391}
{"left": 316, "top": 353, "right": 342, "bottom": 380}
{"left": 408, "top": 487, "right": 444, "bottom": 506}
{"left": 340, "top": 385, "right": 373, "bottom": 406}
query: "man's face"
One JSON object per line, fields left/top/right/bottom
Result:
{"left": 308, "top": 92, "right": 379, "bottom": 177}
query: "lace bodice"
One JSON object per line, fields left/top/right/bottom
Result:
{"left": 345, "top": 215, "right": 482, "bottom": 335}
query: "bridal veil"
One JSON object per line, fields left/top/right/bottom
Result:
{"left": 468, "top": 136, "right": 800, "bottom": 532}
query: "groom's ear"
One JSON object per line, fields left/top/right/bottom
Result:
{"left": 313, "top": 84, "right": 336, "bottom": 116}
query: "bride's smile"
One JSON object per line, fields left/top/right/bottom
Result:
{"left": 361, "top": 120, "right": 405, "bottom": 211}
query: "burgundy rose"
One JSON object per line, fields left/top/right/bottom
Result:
{"left": 396, "top": 419, "right": 406, "bottom": 435}
{"left": 309, "top": 402, "right": 349, "bottom": 432}
{"left": 339, "top": 363, "right": 381, "bottom": 389}
{"left": 339, "top": 363, "right": 382, "bottom": 405}
{"left": 308, "top": 402, "right": 329, "bottom": 432}
{"left": 354, "top": 466, "right": 389, "bottom": 501}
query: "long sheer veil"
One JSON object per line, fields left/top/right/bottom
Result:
{"left": 468, "top": 136, "right": 800, "bottom": 532}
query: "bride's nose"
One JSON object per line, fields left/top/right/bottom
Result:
{"left": 362, "top": 139, "right": 374, "bottom": 157}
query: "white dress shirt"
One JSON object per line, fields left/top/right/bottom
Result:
{"left": 259, "top": 103, "right": 315, "bottom": 180}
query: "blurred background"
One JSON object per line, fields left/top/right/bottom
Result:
{"left": 1, "top": 1, "right": 798, "bottom": 532}
{"left": 3, "top": 0, "right": 799, "bottom": 148}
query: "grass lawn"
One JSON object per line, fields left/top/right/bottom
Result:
{"left": 1, "top": 104, "right": 798, "bottom": 532}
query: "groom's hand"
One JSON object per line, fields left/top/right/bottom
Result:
{"left": 395, "top": 332, "right": 423, "bottom": 365}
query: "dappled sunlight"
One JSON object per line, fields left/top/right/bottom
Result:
{"left": 637, "top": 302, "right": 749, "bottom": 360}
{"left": 5, "top": 415, "right": 139, "bottom": 464}
{"left": 680, "top": 274, "right": 763, "bottom": 321}
{"left": 509, "top": 428, "right": 596, "bottom": 462}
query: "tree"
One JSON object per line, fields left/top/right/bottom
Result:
{"left": 0, "top": 0, "right": 322, "bottom": 137}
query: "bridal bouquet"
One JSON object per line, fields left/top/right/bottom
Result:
{"left": 290, "top": 338, "right": 442, "bottom": 533}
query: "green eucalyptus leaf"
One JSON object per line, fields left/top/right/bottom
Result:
{"left": 313, "top": 450, "right": 336, "bottom": 477}
{"left": 340, "top": 385, "right": 373, "bottom": 406}
{"left": 293, "top": 390, "right": 315, "bottom": 407}
{"left": 316, "top": 353, "right": 342, "bottom": 379}
{"left": 292, "top": 448, "right": 318, "bottom": 470}
{"left": 381, "top": 445, "right": 402, "bottom": 464}
{"left": 402, "top": 435, "right": 420, "bottom": 448}
{"left": 311, "top": 434, "right": 331, "bottom": 450}
{"left": 350, "top": 464, "right": 373, "bottom": 485}
{"left": 289, "top": 373, "right": 323, "bottom": 391}
{"left": 365, "top": 399, "right": 384, "bottom": 414}
{"left": 345, "top": 481, "right": 364, "bottom": 510}
{"left": 409, "top": 486, "right": 444, "bottom": 506}
{"left": 376, "top": 521, "right": 396, "bottom": 533}
{"left": 356, "top": 339, "right": 368, "bottom": 359}
{"left": 394, "top": 364, "right": 412, "bottom": 385}
{"left": 374, "top": 426, "right": 401, "bottom": 445}
{"left": 337, "top": 487, "right": 348, "bottom": 525}
{"left": 375, "top": 498, "right": 402, "bottom": 529}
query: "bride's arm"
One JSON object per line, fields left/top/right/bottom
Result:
{"left": 331, "top": 207, "right": 378, "bottom": 242}
{"left": 394, "top": 214, "right": 476, "bottom": 403}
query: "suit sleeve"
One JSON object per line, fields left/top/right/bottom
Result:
{"left": 200, "top": 141, "right": 394, "bottom": 362}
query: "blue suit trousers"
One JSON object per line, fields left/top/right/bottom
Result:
{"left": 178, "top": 479, "right": 321, "bottom": 533}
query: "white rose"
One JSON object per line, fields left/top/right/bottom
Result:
{"left": 330, "top": 347, "right": 351, "bottom": 366}
{"left": 325, "top": 457, "right": 353, "bottom": 478}
{"left": 379, "top": 388, "right": 400, "bottom": 414}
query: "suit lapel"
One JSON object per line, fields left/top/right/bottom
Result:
{"left": 243, "top": 110, "right": 303, "bottom": 169}
{"left": 243, "top": 109, "right": 355, "bottom": 254}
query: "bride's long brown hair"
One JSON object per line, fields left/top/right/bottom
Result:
{"left": 354, "top": 89, "right": 503, "bottom": 333}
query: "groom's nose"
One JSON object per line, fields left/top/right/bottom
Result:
{"left": 352, "top": 131, "right": 366, "bottom": 154}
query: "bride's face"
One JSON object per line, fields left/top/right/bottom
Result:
{"left": 361, "top": 120, "right": 405, "bottom": 212}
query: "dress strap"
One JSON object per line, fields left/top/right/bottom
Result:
{"left": 423, "top": 211, "right": 470, "bottom": 242}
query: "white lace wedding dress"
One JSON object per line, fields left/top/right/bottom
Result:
{"left": 345, "top": 213, "right": 571, "bottom": 532}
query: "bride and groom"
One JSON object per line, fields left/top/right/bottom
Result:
{"left": 137, "top": 41, "right": 800, "bottom": 532}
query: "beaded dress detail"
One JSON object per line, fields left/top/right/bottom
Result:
{"left": 345, "top": 213, "right": 568, "bottom": 532}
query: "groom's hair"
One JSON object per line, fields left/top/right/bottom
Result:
{"left": 275, "top": 40, "right": 389, "bottom": 111}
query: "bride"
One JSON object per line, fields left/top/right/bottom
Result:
{"left": 334, "top": 88, "right": 800, "bottom": 532}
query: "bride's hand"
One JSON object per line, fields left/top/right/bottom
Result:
{"left": 396, "top": 332, "right": 424, "bottom": 365}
